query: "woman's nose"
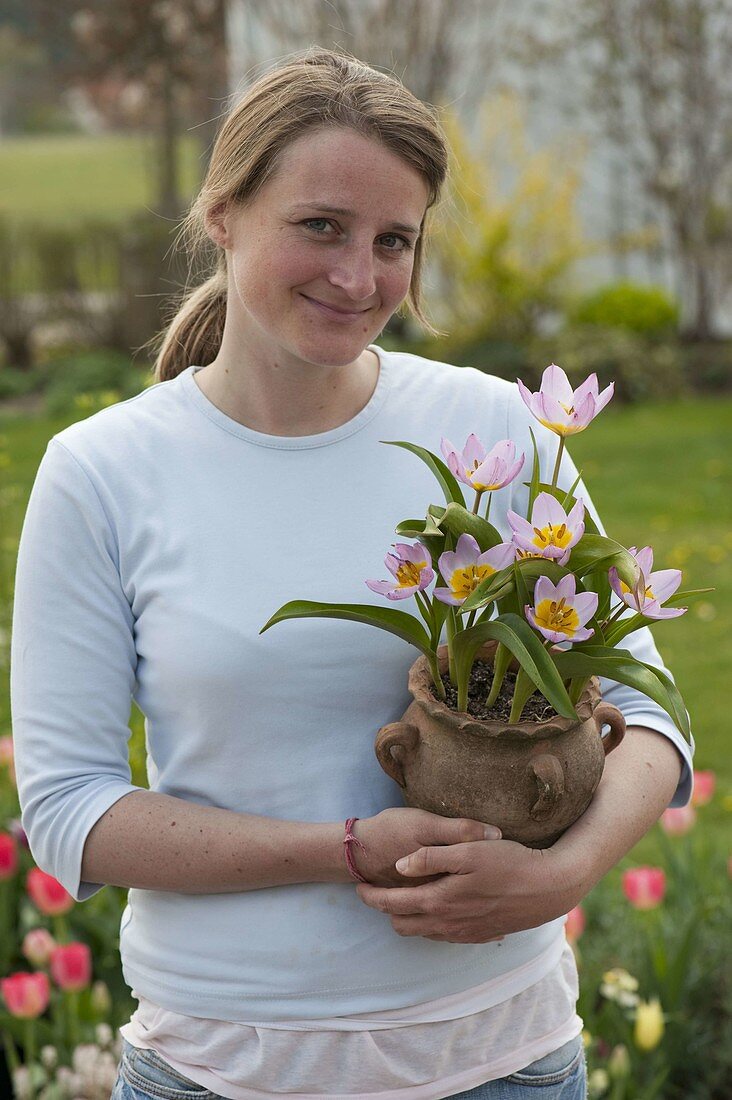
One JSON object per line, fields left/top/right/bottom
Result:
{"left": 327, "top": 242, "right": 377, "bottom": 301}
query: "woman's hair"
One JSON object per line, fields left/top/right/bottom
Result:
{"left": 150, "top": 45, "right": 449, "bottom": 382}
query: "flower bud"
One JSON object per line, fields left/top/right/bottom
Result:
{"left": 622, "top": 866, "right": 666, "bottom": 910}
{"left": 40, "top": 1045, "right": 58, "bottom": 1070}
{"left": 588, "top": 1067, "right": 609, "bottom": 1097}
{"left": 634, "top": 998, "right": 664, "bottom": 1051}
{"left": 26, "top": 868, "right": 75, "bottom": 916}
{"left": 95, "top": 1022, "right": 113, "bottom": 1048}
{"left": 50, "top": 942, "right": 92, "bottom": 992}
{"left": 22, "top": 928, "right": 57, "bottom": 967}
{"left": 608, "top": 1043, "right": 630, "bottom": 1079}
{"left": 91, "top": 979, "right": 112, "bottom": 1015}
{"left": 0, "top": 832, "right": 18, "bottom": 879}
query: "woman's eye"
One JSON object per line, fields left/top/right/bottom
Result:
{"left": 380, "top": 234, "right": 412, "bottom": 252}
{"left": 303, "top": 218, "right": 332, "bottom": 233}
{"left": 301, "top": 220, "right": 412, "bottom": 252}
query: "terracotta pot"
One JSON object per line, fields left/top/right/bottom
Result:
{"left": 375, "top": 641, "right": 625, "bottom": 848}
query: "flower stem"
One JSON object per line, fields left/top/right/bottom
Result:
{"left": 471, "top": 489, "right": 483, "bottom": 515}
{"left": 413, "top": 589, "right": 434, "bottom": 633}
{"left": 3, "top": 1029, "right": 20, "bottom": 1075}
{"left": 66, "top": 990, "right": 80, "bottom": 1050}
{"left": 551, "top": 436, "right": 565, "bottom": 491}
{"left": 484, "top": 492, "right": 492, "bottom": 521}
{"left": 24, "top": 1020, "right": 37, "bottom": 1100}
{"left": 428, "top": 654, "right": 446, "bottom": 701}
{"left": 445, "top": 608, "right": 458, "bottom": 686}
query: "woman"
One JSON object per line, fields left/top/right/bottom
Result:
{"left": 11, "top": 46, "right": 693, "bottom": 1100}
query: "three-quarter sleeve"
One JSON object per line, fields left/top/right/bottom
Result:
{"left": 10, "top": 438, "right": 145, "bottom": 901}
{"left": 507, "top": 394, "right": 695, "bottom": 807}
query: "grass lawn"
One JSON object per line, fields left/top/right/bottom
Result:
{"left": 0, "top": 133, "right": 203, "bottom": 226}
{"left": 1, "top": 390, "right": 730, "bottom": 852}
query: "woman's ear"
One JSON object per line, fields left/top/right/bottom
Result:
{"left": 204, "top": 201, "right": 230, "bottom": 249}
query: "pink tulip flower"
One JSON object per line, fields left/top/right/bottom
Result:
{"left": 22, "top": 928, "right": 57, "bottom": 968}
{"left": 622, "top": 866, "right": 666, "bottom": 910}
{"left": 608, "top": 546, "right": 686, "bottom": 620}
{"left": 508, "top": 492, "right": 585, "bottom": 567}
{"left": 691, "top": 769, "right": 715, "bottom": 807}
{"left": 0, "top": 971, "right": 51, "bottom": 1019}
{"left": 365, "top": 541, "right": 434, "bottom": 601}
{"left": 564, "top": 905, "right": 586, "bottom": 943}
{"left": 434, "top": 534, "right": 515, "bottom": 606}
{"left": 0, "top": 832, "right": 18, "bottom": 880}
{"left": 517, "top": 364, "right": 614, "bottom": 437}
{"left": 26, "top": 868, "right": 75, "bottom": 916}
{"left": 440, "top": 435, "right": 525, "bottom": 493}
{"left": 525, "top": 573, "right": 597, "bottom": 644}
{"left": 50, "top": 942, "right": 92, "bottom": 992}
{"left": 660, "top": 805, "right": 697, "bottom": 836}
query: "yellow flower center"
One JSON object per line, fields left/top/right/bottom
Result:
{"left": 396, "top": 560, "right": 427, "bottom": 588}
{"left": 534, "top": 596, "right": 580, "bottom": 637}
{"left": 531, "top": 521, "right": 573, "bottom": 551}
{"left": 449, "top": 563, "right": 496, "bottom": 600}
{"left": 619, "top": 579, "right": 655, "bottom": 602}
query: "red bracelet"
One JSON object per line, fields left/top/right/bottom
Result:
{"left": 343, "top": 817, "right": 369, "bottom": 884}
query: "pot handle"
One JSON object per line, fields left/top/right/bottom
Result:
{"left": 528, "top": 753, "right": 565, "bottom": 822}
{"left": 594, "top": 702, "right": 626, "bottom": 756}
{"left": 374, "top": 722, "right": 420, "bottom": 789}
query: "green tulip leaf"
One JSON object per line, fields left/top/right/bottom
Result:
{"left": 380, "top": 440, "right": 465, "bottom": 506}
{"left": 260, "top": 600, "right": 434, "bottom": 657}
{"left": 552, "top": 645, "right": 691, "bottom": 741}
{"left": 435, "top": 501, "right": 505, "bottom": 551}
{"left": 452, "top": 612, "right": 578, "bottom": 720}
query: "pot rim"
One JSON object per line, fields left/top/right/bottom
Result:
{"left": 408, "top": 641, "right": 601, "bottom": 740}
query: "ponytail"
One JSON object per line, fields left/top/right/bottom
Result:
{"left": 150, "top": 264, "right": 227, "bottom": 383}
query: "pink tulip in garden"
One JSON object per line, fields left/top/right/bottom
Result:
{"left": 26, "top": 868, "right": 75, "bottom": 916}
{"left": 622, "top": 866, "right": 666, "bottom": 910}
{"left": 0, "top": 831, "right": 18, "bottom": 879}
{"left": 691, "top": 769, "right": 715, "bottom": 806}
{"left": 22, "top": 928, "right": 57, "bottom": 968}
{"left": 660, "top": 805, "right": 697, "bottom": 836}
{"left": 49, "top": 942, "right": 92, "bottom": 992}
{"left": 564, "top": 905, "right": 585, "bottom": 943}
{"left": 0, "top": 971, "right": 50, "bottom": 1019}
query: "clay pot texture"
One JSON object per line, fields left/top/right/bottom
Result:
{"left": 375, "top": 641, "right": 625, "bottom": 848}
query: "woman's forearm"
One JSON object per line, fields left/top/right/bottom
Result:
{"left": 553, "top": 726, "right": 684, "bottom": 894}
{"left": 80, "top": 789, "right": 350, "bottom": 893}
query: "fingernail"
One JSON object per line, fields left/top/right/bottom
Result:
{"left": 483, "top": 826, "right": 502, "bottom": 839}
{"left": 395, "top": 857, "right": 408, "bottom": 872}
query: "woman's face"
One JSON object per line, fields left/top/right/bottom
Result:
{"left": 207, "top": 126, "right": 431, "bottom": 370}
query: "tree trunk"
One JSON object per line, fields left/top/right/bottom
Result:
{"left": 158, "top": 53, "right": 181, "bottom": 221}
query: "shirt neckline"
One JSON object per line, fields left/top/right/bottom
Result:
{"left": 180, "top": 344, "right": 391, "bottom": 449}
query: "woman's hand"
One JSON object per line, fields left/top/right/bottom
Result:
{"left": 355, "top": 837, "right": 581, "bottom": 943}
{"left": 351, "top": 808, "right": 501, "bottom": 888}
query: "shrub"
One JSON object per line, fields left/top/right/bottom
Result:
{"left": 569, "top": 282, "right": 680, "bottom": 338}
{"left": 42, "top": 350, "right": 151, "bottom": 416}
{"left": 530, "top": 326, "right": 687, "bottom": 403}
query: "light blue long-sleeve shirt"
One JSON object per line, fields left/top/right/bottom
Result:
{"left": 10, "top": 346, "right": 693, "bottom": 1021}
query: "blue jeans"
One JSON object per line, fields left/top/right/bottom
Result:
{"left": 111, "top": 1033, "right": 586, "bottom": 1099}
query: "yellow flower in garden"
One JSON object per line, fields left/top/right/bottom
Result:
{"left": 634, "top": 998, "right": 664, "bottom": 1051}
